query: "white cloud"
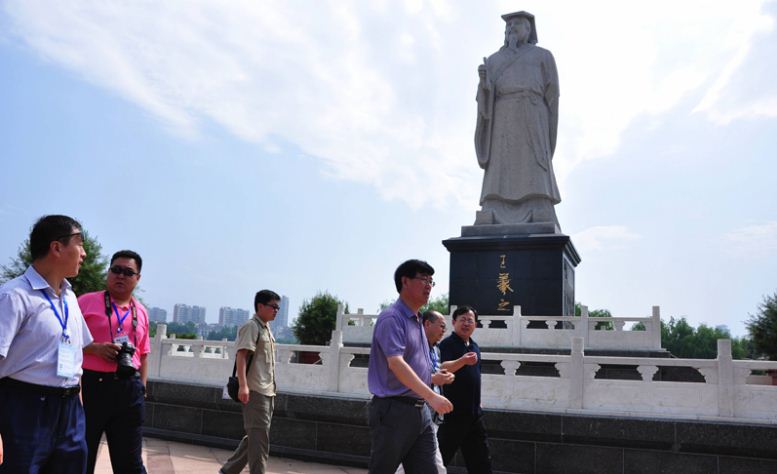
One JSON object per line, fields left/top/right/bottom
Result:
{"left": 545, "top": 0, "right": 776, "bottom": 184}
{"left": 2, "top": 0, "right": 774, "bottom": 210}
{"left": 693, "top": 5, "right": 777, "bottom": 124}
{"left": 572, "top": 225, "right": 642, "bottom": 252}
{"left": 724, "top": 221, "right": 777, "bottom": 256}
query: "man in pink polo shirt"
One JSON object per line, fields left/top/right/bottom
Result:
{"left": 78, "top": 250, "right": 150, "bottom": 474}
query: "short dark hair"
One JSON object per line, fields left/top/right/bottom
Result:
{"left": 29, "top": 215, "right": 82, "bottom": 261}
{"left": 452, "top": 305, "right": 478, "bottom": 321}
{"left": 393, "top": 259, "right": 434, "bottom": 292}
{"left": 111, "top": 250, "right": 143, "bottom": 273}
{"left": 422, "top": 310, "right": 442, "bottom": 324}
{"left": 254, "top": 289, "right": 281, "bottom": 312}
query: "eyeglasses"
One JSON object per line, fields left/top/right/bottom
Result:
{"left": 263, "top": 303, "right": 280, "bottom": 311}
{"left": 457, "top": 318, "right": 476, "bottom": 325}
{"left": 412, "top": 277, "right": 436, "bottom": 287}
{"left": 109, "top": 266, "right": 139, "bottom": 277}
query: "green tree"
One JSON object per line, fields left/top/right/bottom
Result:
{"left": 731, "top": 336, "right": 757, "bottom": 360}
{"left": 574, "top": 302, "right": 613, "bottom": 330}
{"left": 592, "top": 308, "right": 755, "bottom": 360}
{"left": 661, "top": 317, "right": 752, "bottom": 359}
{"left": 423, "top": 293, "right": 449, "bottom": 315}
{"left": 1, "top": 230, "right": 108, "bottom": 295}
{"left": 746, "top": 291, "right": 777, "bottom": 360}
{"left": 293, "top": 292, "right": 349, "bottom": 345}
{"left": 379, "top": 293, "right": 450, "bottom": 315}
{"left": 206, "top": 325, "right": 238, "bottom": 341}
{"left": 163, "top": 321, "right": 198, "bottom": 339}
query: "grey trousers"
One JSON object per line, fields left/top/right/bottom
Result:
{"left": 395, "top": 412, "right": 446, "bottom": 474}
{"left": 221, "top": 393, "right": 274, "bottom": 474}
{"left": 368, "top": 397, "right": 436, "bottom": 474}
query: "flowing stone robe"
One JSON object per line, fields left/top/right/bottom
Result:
{"left": 475, "top": 43, "right": 561, "bottom": 224}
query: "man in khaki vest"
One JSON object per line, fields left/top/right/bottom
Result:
{"left": 221, "top": 289, "right": 280, "bottom": 474}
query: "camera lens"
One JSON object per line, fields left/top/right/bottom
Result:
{"left": 115, "top": 342, "right": 137, "bottom": 378}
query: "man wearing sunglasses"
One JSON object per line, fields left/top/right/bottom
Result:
{"left": 0, "top": 215, "right": 92, "bottom": 473}
{"left": 221, "top": 289, "right": 281, "bottom": 474}
{"left": 78, "top": 250, "right": 150, "bottom": 474}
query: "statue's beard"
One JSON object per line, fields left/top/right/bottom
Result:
{"left": 506, "top": 32, "right": 524, "bottom": 49}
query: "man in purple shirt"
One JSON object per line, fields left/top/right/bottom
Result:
{"left": 367, "top": 259, "right": 453, "bottom": 473}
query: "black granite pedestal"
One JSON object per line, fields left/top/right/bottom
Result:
{"left": 442, "top": 233, "right": 580, "bottom": 317}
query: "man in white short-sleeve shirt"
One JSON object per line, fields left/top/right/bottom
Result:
{"left": 0, "top": 214, "right": 93, "bottom": 474}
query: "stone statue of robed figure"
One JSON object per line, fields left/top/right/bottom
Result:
{"left": 474, "top": 11, "right": 561, "bottom": 233}
{"left": 447, "top": 11, "right": 578, "bottom": 321}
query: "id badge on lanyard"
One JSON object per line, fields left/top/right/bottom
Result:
{"left": 57, "top": 341, "right": 77, "bottom": 378}
{"left": 41, "top": 289, "right": 77, "bottom": 378}
{"left": 112, "top": 302, "right": 131, "bottom": 345}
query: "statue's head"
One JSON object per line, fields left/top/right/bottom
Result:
{"left": 502, "top": 11, "right": 537, "bottom": 46}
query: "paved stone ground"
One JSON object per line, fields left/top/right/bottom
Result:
{"left": 94, "top": 437, "right": 367, "bottom": 474}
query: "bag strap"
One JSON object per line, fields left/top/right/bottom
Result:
{"left": 231, "top": 318, "right": 263, "bottom": 377}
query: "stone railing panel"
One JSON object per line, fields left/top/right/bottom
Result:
{"left": 585, "top": 379, "right": 719, "bottom": 417}
{"left": 339, "top": 307, "right": 662, "bottom": 351}
{"left": 147, "top": 327, "right": 777, "bottom": 424}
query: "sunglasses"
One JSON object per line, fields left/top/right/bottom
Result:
{"left": 109, "top": 265, "right": 139, "bottom": 277}
{"left": 263, "top": 303, "right": 280, "bottom": 311}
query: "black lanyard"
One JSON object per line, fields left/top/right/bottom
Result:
{"left": 103, "top": 291, "right": 138, "bottom": 347}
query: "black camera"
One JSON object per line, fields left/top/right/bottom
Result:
{"left": 116, "top": 342, "right": 137, "bottom": 378}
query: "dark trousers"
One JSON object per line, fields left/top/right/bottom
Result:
{"left": 437, "top": 414, "right": 493, "bottom": 474}
{"left": 81, "top": 370, "right": 147, "bottom": 474}
{"left": 0, "top": 380, "right": 87, "bottom": 474}
{"left": 368, "top": 397, "right": 436, "bottom": 474}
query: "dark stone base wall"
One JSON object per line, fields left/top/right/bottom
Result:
{"left": 144, "top": 380, "right": 371, "bottom": 468}
{"left": 144, "top": 381, "right": 777, "bottom": 474}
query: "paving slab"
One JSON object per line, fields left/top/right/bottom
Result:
{"left": 94, "top": 437, "right": 367, "bottom": 473}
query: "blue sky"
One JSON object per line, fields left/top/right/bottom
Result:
{"left": 2, "top": 1, "right": 776, "bottom": 336}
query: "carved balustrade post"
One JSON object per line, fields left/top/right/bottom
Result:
{"left": 651, "top": 306, "right": 661, "bottom": 349}
{"left": 511, "top": 305, "right": 522, "bottom": 346}
{"left": 717, "top": 339, "right": 734, "bottom": 417}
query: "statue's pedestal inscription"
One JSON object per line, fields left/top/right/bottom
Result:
{"left": 443, "top": 234, "right": 579, "bottom": 317}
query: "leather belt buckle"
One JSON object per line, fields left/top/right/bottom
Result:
{"left": 61, "top": 385, "right": 80, "bottom": 397}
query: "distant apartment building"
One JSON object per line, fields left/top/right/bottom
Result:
{"left": 173, "top": 303, "right": 206, "bottom": 324}
{"left": 219, "top": 306, "right": 249, "bottom": 327}
{"left": 270, "top": 295, "right": 291, "bottom": 337}
{"left": 278, "top": 295, "right": 290, "bottom": 328}
{"left": 148, "top": 306, "right": 168, "bottom": 323}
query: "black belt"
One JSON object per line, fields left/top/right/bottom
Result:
{"left": 0, "top": 377, "right": 80, "bottom": 398}
{"left": 82, "top": 369, "right": 139, "bottom": 381}
{"left": 376, "top": 396, "right": 425, "bottom": 408}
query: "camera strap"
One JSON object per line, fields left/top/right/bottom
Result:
{"left": 104, "top": 291, "right": 138, "bottom": 348}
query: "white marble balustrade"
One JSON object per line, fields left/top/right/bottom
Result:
{"left": 147, "top": 324, "right": 777, "bottom": 424}
{"left": 342, "top": 305, "right": 662, "bottom": 351}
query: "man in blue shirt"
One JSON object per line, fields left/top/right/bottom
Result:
{"left": 367, "top": 259, "right": 453, "bottom": 473}
{"left": 437, "top": 305, "right": 493, "bottom": 473}
{"left": 0, "top": 215, "right": 93, "bottom": 474}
